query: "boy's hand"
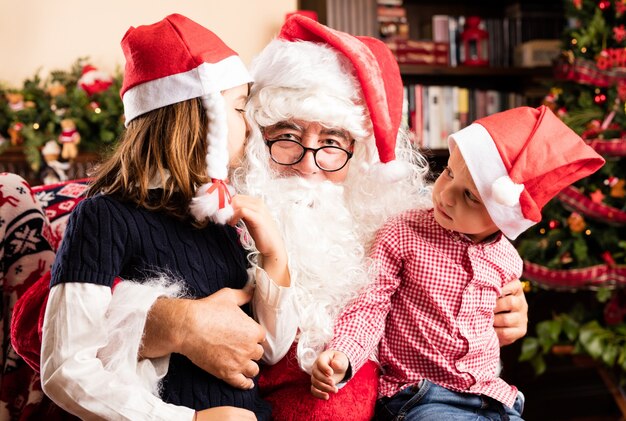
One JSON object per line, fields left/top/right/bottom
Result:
{"left": 310, "top": 350, "right": 349, "bottom": 400}
{"left": 494, "top": 280, "right": 528, "bottom": 346}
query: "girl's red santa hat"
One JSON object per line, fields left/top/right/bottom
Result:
{"left": 119, "top": 13, "right": 252, "bottom": 224}
{"left": 449, "top": 105, "right": 605, "bottom": 240}
{"left": 277, "top": 14, "right": 408, "bottom": 180}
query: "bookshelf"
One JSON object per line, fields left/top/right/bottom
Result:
{"left": 297, "top": 0, "right": 563, "bottom": 172}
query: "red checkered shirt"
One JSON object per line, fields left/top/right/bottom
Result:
{"left": 329, "top": 208, "right": 522, "bottom": 408}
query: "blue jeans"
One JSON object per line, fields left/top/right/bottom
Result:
{"left": 373, "top": 380, "right": 525, "bottom": 421}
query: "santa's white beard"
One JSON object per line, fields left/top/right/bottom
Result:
{"left": 258, "top": 177, "right": 371, "bottom": 373}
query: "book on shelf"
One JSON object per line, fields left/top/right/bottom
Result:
{"left": 377, "top": 0, "right": 403, "bottom": 5}
{"left": 432, "top": 15, "right": 449, "bottom": 44}
{"left": 402, "top": 85, "right": 410, "bottom": 131}
{"left": 427, "top": 9, "right": 562, "bottom": 69}
{"left": 386, "top": 39, "right": 448, "bottom": 65}
{"left": 412, "top": 84, "right": 424, "bottom": 148}
{"left": 427, "top": 86, "right": 444, "bottom": 149}
{"left": 432, "top": 15, "right": 458, "bottom": 67}
{"left": 457, "top": 87, "right": 469, "bottom": 130}
{"left": 404, "top": 84, "right": 523, "bottom": 150}
{"left": 320, "top": 0, "right": 378, "bottom": 37}
{"left": 377, "top": 4, "right": 408, "bottom": 40}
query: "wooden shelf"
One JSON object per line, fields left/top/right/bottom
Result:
{"left": 399, "top": 64, "right": 554, "bottom": 94}
{"left": 399, "top": 65, "right": 553, "bottom": 77}
{"left": 0, "top": 146, "right": 99, "bottom": 186}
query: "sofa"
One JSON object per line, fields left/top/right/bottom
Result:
{"left": 1, "top": 172, "right": 87, "bottom": 420}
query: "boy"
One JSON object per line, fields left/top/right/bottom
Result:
{"left": 310, "top": 105, "right": 605, "bottom": 420}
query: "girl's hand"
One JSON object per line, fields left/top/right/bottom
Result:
{"left": 196, "top": 406, "right": 257, "bottom": 420}
{"left": 229, "top": 195, "right": 289, "bottom": 287}
{"left": 494, "top": 280, "right": 528, "bottom": 347}
{"left": 310, "top": 350, "right": 349, "bottom": 400}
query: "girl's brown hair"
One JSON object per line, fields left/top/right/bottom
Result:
{"left": 88, "top": 98, "right": 209, "bottom": 221}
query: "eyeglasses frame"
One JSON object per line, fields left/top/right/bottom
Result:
{"left": 264, "top": 138, "right": 354, "bottom": 172}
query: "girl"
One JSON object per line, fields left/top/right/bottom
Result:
{"left": 40, "top": 14, "right": 293, "bottom": 421}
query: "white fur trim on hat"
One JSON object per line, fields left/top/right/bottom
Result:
{"left": 123, "top": 56, "right": 251, "bottom": 126}
{"left": 369, "top": 160, "right": 411, "bottom": 182}
{"left": 249, "top": 40, "right": 369, "bottom": 141}
{"left": 492, "top": 175, "right": 524, "bottom": 207}
{"left": 448, "top": 123, "right": 535, "bottom": 240}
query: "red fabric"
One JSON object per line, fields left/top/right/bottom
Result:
{"left": 258, "top": 343, "right": 379, "bottom": 421}
{"left": 330, "top": 209, "right": 522, "bottom": 408}
{"left": 278, "top": 14, "right": 403, "bottom": 164}
{"left": 476, "top": 106, "right": 605, "bottom": 222}
{"left": 11, "top": 272, "right": 52, "bottom": 373}
{"left": 120, "top": 13, "right": 238, "bottom": 96}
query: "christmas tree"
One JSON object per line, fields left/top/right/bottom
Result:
{"left": 0, "top": 58, "right": 124, "bottom": 172}
{"left": 517, "top": 0, "right": 626, "bottom": 377}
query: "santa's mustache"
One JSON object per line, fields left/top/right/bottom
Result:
{"left": 263, "top": 176, "right": 345, "bottom": 209}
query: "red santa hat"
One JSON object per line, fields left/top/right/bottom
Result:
{"left": 278, "top": 14, "right": 407, "bottom": 179}
{"left": 448, "top": 105, "right": 605, "bottom": 240}
{"left": 120, "top": 13, "right": 252, "bottom": 224}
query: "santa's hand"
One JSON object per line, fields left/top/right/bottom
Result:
{"left": 310, "top": 350, "right": 349, "bottom": 400}
{"left": 494, "top": 280, "right": 528, "bottom": 347}
{"left": 141, "top": 288, "right": 266, "bottom": 390}
{"left": 229, "top": 194, "right": 289, "bottom": 287}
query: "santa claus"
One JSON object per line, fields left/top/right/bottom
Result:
{"left": 228, "top": 16, "right": 431, "bottom": 420}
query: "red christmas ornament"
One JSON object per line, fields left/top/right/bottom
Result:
{"left": 618, "top": 81, "right": 626, "bottom": 100}
{"left": 548, "top": 219, "right": 559, "bottom": 229}
{"left": 604, "top": 297, "right": 624, "bottom": 325}
{"left": 590, "top": 189, "right": 605, "bottom": 203}
{"left": 594, "top": 93, "right": 607, "bottom": 104}
{"left": 599, "top": 0, "right": 611, "bottom": 10}
{"left": 604, "top": 176, "right": 619, "bottom": 186}
{"left": 614, "top": 25, "right": 626, "bottom": 42}
{"left": 78, "top": 65, "right": 113, "bottom": 96}
{"left": 602, "top": 251, "right": 616, "bottom": 266}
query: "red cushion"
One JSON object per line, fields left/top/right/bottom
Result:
{"left": 11, "top": 272, "right": 51, "bottom": 373}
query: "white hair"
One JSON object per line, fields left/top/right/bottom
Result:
{"left": 232, "top": 39, "right": 432, "bottom": 372}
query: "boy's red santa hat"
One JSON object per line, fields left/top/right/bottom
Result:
{"left": 449, "top": 105, "right": 605, "bottom": 240}
{"left": 278, "top": 15, "right": 407, "bottom": 179}
{"left": 120, "top": 13, "right": 252, "bottom": 224}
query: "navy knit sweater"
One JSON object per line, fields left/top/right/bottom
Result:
{"left": 51, "top": 194, "right": 271, "bottom": 419}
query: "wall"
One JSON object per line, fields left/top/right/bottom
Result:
{"left": 0, "top": 0, "right": 297, "bottom": 86}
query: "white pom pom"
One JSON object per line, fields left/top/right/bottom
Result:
{"left": 189, "top": 181, "right": 235, "bottom": 224}
{"left": 211, "top": 206, "right": 235, "bottom": 224}
{"left": 492, "top": 176, "right": 524, "bottom": 207}
{"left": 370, "top": 160, "right": 411, "bottom": 182}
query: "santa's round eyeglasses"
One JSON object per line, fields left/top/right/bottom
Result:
{"left": 264, "top": 138, "right": 354, "bottom": 172}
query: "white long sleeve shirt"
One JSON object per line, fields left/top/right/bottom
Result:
{"left": 41, "top": 268, "right": 297, "bottom": 421}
